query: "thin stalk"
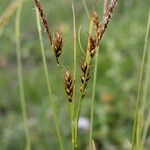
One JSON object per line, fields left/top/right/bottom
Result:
{"left": 69, "top": 103, "right": 75, "bottom": 150}
{"left": 82, "top": 0, "right": 90, "bottom": 19}
{"left": 142, "top": 102, "right": 150, "bottom": 148}
{"left": 89, "top": 46, "right": 99, "bottom": 149}
{"left": 132, "top": 8, "right": 150, "bottom": 150}
{"left": 141, "top": 10, "right": 150, "bottom": 146}
{"left": 15, "top": 0, "right": 31, "bottom": 150}
{"left": 35, "top": 9, "right": 64, "bottom": 150}
{"left": 74, "top": 97, "right": 82, "bottom": 148}
{"left": 141, "top": 9, "right": 150, "bottom": 111}
{"left": 71, "top": 0, "right": 77, "bottom": 149}
{"left": 78, "top": 25, "right": 85, "bottom": 55}
{"left": 71, "top": 0, "right": 77, "bottom": 106}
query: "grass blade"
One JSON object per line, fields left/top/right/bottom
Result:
{"left": 132, "top": 8, "right": 150, "bottom": 150}
{"left": 141, "top": 9, "right": 150, "bottom": 147}
{"left": 35, "top": 8, "right": 64, "bottom": 150}
{"left": 15, "top": 0, "right": 31, "bottom": 149}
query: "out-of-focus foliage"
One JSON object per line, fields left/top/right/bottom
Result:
{"left": 0, "top": 0, "right": 150, "bottom": 149}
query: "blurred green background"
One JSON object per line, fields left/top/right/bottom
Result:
{"left": 0, "top": 0, "right": 150, "bottom": 149}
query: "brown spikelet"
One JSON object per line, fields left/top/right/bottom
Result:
{"left": 80, "top": 63, "right": 91, "bottom": 99}
{"left": 64, "top": 70, "right": 74, "bottom": 103}
{"left": 34, "top": 0, "right": 52, "bottom": 45}
{"left": 93, "top": 11, "right": 101, "bottom": 32}
{"left": 92, "top": 11, "right": 103, "bottom": 44}
{"left": 52, "top": 31, "right": 63, "bottom": 58}
{"left": 89, "top": 36, "right": 98, "bottom": 58}
{"left": 100, "top": 0, "right": 117, "bottom": 40}
{"left": 80, "top": 0, "right": 117, "bottom": 100}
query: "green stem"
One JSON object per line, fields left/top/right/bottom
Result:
{"left": 78, "top": 26, "right": 85, "bottom": 55}
{"left": 69, "top": 103, "right": 75, "bottom": 150}
{"left": 141, "top": 9, "right": 150, "bottom": 112}
{"left": 71, "top": 0, "right": 77, "bottom": 149}
{"left": 89, "top": 46, "right": 99, "bottom": 149}
{"left": 141, "top": 10, "right": 150, "bottom": 147}
{"left": 71, "top": 0, "right": 77, "bottom": 108}
{"left": 74, "top": 98, "right": 82, "bottom": 148}
{"left": 132, "top": 8, "right": 150, "bottom": 150}
{"left": 35, "top": 9, "right": 64, "bottom": 150}
{"left": 142, "top": 103, "right": 150, "bottom": 148}
{"left": 15, "top": 0, "right": 31, "bottom": 150}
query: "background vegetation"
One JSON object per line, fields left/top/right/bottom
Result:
{"left": 0, "top": 0, "right": 150, "bottom": 149}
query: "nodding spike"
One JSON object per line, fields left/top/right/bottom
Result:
{"left": 52, "top": 31, "right": 63, "bottom": 59}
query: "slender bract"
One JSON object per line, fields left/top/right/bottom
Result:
{"left": 15, "top": 0, "right": 31, "bottom": 149}
{"left": 35, "top": 9, "right": 64, "bottom": 150}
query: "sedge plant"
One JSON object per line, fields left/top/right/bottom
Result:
{"left": 34, "top": 0, "right": 118, "bottom": 149}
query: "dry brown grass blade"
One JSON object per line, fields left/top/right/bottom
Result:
{"left": 0, "top": 0, "right": 19, "bottom": 36}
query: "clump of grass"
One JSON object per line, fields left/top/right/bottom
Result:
{"left": 132, "top": 8, "right": 150, "bottom": 150}
{"left": 34, "top": 0, "right": 118, "bottom": 149}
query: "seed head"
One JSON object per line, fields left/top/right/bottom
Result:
{"left": 52, "top": 32, "right": 63, "bottom": 58}
{"left": 100, "top": 0, "right": 117, "bottom": 40}
{"left": 80, "top": 63, "right": 90, "bottom": 99}
{"left": 64, "top": 70, "right": 74, "bottom": 103}
{"left": 93, "top": 11, "right": 101, "bottom": 31}
{"left": 34, "top": 0, "right": 52, "bottom": 44}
